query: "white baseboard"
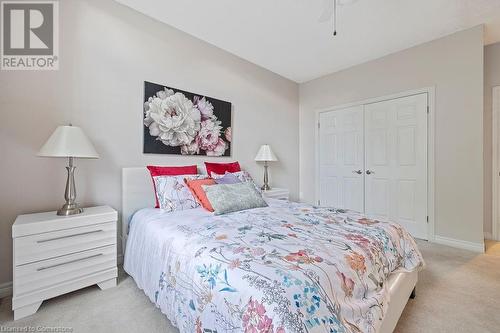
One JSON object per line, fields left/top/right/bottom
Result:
{"left": 0, "top": 281, "right": 12, "bottom": 299}
{"left": 484, "top": 231, "right": 494, "bottom": 240}
{"left": 434, "top": 235, "right": 485, "bottom": 253}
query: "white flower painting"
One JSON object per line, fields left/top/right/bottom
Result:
{"left": 143, "top": 81, "right": 232, "bottom": 156}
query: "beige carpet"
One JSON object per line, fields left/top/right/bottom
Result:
{"left": 1, "top": 240, "right": 499, "bottom": 333}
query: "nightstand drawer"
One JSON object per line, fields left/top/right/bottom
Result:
{"left": 14, "top": 221, "right": 116, "bottom": 266}
{"left": 270, "top": 194, "right": 288, "bottom": 200}
{"left": 262, "top": 188, "right": 289, "bottom": 200}
{"left": 14, "top": 245, "right": 116, "bottom": 296}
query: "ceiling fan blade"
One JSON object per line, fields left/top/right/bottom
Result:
{"left": 318, "top": 0, "right": 333, "bottom": 22}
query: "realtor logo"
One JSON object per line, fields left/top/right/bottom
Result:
{"left": 1, "top": 1, "right": 59, "bottom": 70}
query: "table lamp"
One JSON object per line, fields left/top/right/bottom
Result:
{"left": 38, "top": 125, "right": 99, "bottom": 216}
{"left": 254, "top": 144, "right": 278, "bottom": 191}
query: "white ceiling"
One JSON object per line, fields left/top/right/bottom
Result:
{"left": 115, "top": 0, "right": 500, "bottom": 83}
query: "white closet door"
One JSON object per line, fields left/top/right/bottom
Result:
{"left": 364, "top": 93, "right": 428, "bottom": 239}
{"left": 318, "top": 106, "right": 364, "bottom": 211}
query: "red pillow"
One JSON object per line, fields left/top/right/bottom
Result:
{"left": 184, "top": 178, "right": 216, "bottom": 212}
{"left": 147, "top": 165, "right": 198, "bottom": 208}
{"left": 205, "top": 162, "right": 241, "bottom": 177}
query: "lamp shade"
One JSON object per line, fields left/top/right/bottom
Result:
{"left": 37, "top": 125, "right": 99, "bottom": 158}
{"left": 254, "top": 144, "right": 278, "bottom": 162}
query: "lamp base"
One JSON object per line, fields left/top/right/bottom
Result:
{"left": 57, "top": 203, "right": 83, "bottom": 216}
{"left": 261, "top": 162, "right": 271, "bottom": 191}
{"left": 57, "top": 157, "right": 84, "bottom": 216}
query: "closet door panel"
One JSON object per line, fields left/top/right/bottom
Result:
{"left": 319, "top": 106, "right": 364, "bottom": 212}
{"left": 364, "top": 94, "right": 428, "bottom": 239}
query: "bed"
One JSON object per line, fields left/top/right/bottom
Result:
{"left": 122, "top": 167, "right": 424, "bottom": 333}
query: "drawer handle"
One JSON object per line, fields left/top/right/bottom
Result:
{"left": 36, "top": 253, "right": 103, "bottom": 271}
{"left": 37, "top": 229, "right": 104, "bottom": 243}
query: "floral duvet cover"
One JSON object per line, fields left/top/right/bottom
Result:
{"left": 123, "top": 199, "right": 424, "bottom": 333}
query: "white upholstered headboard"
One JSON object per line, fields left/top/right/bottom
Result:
{"left": 121, "top": 166, "right": 207, "bottom": 252}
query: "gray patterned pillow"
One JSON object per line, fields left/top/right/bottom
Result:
{"left": 202, "top": 182, "right": 268, "bottom": 215}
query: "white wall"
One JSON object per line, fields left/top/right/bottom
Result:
{"left": 299, "top": 26, "right": 484, "bottom": 246}
{"left": 484, "top": 42, "right": 500, "bottom": 238}
{"left": 0, "top": 0, "right": 299, "bottom": 286}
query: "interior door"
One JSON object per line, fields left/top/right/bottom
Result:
{"left": 364, "top": 93, "right": 428, "bottom": 239}
{"left": 318, "top": 106, "right": 364, "bottom": 212}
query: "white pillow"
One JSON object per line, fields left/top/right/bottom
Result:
{"left": 153, "top": 174, "right": 206, "bottom": 212}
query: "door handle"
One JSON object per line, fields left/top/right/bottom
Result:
{"left": 352, "top": 170, "right": 362, "bottom": 174}
{"left": 366, "top": 170, "right": 375, "bottom": 175}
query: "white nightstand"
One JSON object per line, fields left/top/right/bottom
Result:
{"left": 262, "top": 188, "right": 289, "bottom": 200}
{"left": 12, "top": 206, "right": 118, "bottom": 320}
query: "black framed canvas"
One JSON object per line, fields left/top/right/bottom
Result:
{"left": 143, "top": 81, "right": 232, "bottom": 156}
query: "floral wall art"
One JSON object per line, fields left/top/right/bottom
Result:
{"left": 143, "top": 81, "right": 232, "bottom": 156}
